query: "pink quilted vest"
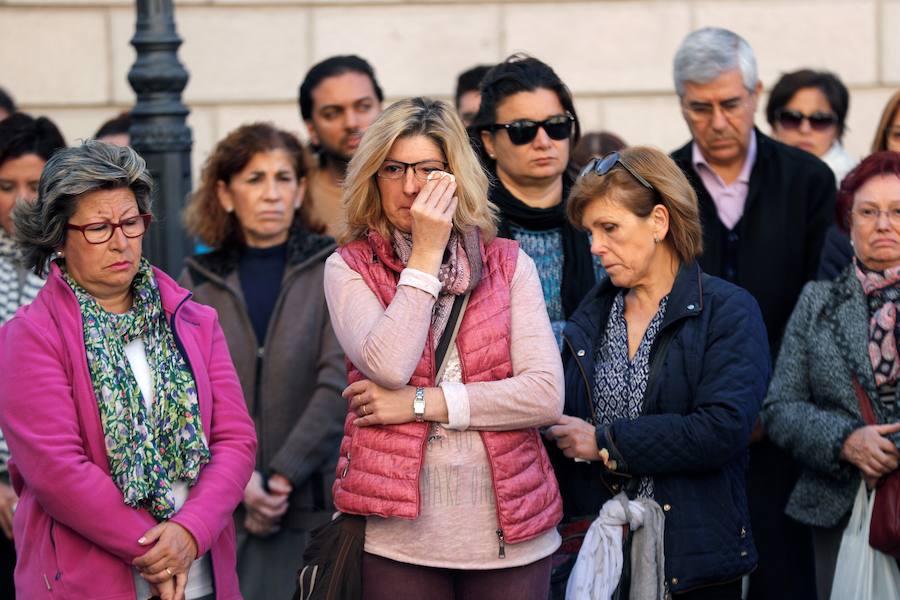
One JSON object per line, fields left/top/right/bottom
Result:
{"left": 332, "top": 231, "right": 562, "bottom": 545}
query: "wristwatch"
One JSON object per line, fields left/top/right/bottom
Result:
{"left": 414, "top": 387, "right": 426, "bottom": 422}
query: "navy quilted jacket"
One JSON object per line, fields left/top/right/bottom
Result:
{"left": 554, "top": 261, "right": 771, "bottom": 594}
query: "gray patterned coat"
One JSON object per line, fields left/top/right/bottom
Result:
{"left": 762, "top": 265, "right": 900, "bottom": 528}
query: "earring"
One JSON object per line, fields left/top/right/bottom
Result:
{"left": 55, "top": 250, "right": 64, "bottom": 259}
{"left": 653, "top": 235, "right": 660, "bottom": 244}
{"left": 488, "top": 154, "right": 496, "bottom": 159}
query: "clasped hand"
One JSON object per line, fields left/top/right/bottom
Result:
{"left": 243, "top": 471, "right": 291, "bottom": 538}
{"left": 344, "top": 380, "right": 416, "bottom": 427}
{"left": 546, "top": 415, "right": 604, "bottom": 464}
{"left": 133, "top": 521, "right": 198, "bottom": 600}
{"left": 841, "top": 422, "right": 900, "bottom": 487}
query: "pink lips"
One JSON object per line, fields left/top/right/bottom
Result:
{"left": 107, "top": 261, "right": 131, "bottom": 271}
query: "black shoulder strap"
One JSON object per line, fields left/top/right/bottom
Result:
{"left": 435, "top": 292, "right": 467, "bottom": 370}
{"left": 640, "top": 324, "right": 679, "bottom": 417}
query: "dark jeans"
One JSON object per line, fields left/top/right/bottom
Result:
{"left": 674, "top": 578, "right": 742, "bottom": 600}
{"left": 361, "top": 552, "right": 551, "bottom": 600}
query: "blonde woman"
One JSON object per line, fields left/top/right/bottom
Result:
{"left": 324, "top": 97, "right": 564, "bottom": 599}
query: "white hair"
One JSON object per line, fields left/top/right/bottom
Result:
{"left": 673, "top": 27, "right": 758, "bottom": 96}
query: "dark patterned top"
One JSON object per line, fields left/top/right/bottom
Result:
{"left": 592, "top": 291, "right": 669, "bottom": 498}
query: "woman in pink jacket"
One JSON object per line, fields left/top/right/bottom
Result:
{"left": 0, "top": 141, "right": 257, "bottom": 600}
{"left": 324, "top": 97, "right": 564, "bottom": 599}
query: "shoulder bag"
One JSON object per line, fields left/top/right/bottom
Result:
{"left": 852, "top": 375, "right": 900, "bottom": 558}
{"left": 293, "top": 291, "right": 470, "bottom": 600}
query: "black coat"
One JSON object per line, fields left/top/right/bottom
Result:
{"left": 671, "top": 129, "right": 835, "bottom": 357}
{"left": 672, "top": 129, "right": 830, "bottom": 599}
{"left": 554, "top": 262, "right": 771, "bottom": 594}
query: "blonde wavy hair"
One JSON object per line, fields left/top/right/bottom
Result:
{"left": 340, "top": 97, "right": 497, "bottom": 244}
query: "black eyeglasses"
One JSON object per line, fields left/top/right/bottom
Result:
{"left": 376, "top": 159, "right": 450, "bottom": 182}
{"left": 488, "top": 112, "right": 574, "bottom": 145}
{"left": 66, "top": 214, "right": 152, "bottom": 244}
{"left": 774, "top": 108, "right": 838, "bottom": 131}
{"left": 578, "top": 152, "right": 658, "bottom": 198}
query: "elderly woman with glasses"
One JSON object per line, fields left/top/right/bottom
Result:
{"left": 763, "top": 152, "right": 900, "bottom": 600}
{"left": 548, "top": 147, "right": 770, "bottom": 599}
{"left": 473, "top": 54, "right": 600, "bottom": 348}
{"left": 325, "top": 97, "right": 564, "bottom": 599}
{"left": 0, "top": 141, "right": 256, "bottom": 600}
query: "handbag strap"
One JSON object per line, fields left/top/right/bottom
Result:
{"left": 852, "top": 374, "right": 877, "bottom": 426}
{"left": 434, "top": 291, "right": 471, "bottom": 384}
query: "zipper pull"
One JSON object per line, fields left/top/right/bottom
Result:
{"left": 496, "top": 528, "right": 506, "bottom": 558}
{"left": 43, "top": 573, "right": 51, "bottom": 590}
{"left": 341, "top": 452, "right": 351, "bottom": 478}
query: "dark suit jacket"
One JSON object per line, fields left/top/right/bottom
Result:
{"left": 671, "top": 129, "right": 836, "bottom": 357}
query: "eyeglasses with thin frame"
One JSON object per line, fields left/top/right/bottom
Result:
{"left": 66, "top": 214, "right": 152, "bottom": 244}
{"left": 578, "top": 152, "right": 660, "bottom": 202}
{"left": 376, "top": 159, "right": 450, "bottom": 182}
{"left": 682, "top": 94, "right": 751, "bottom": 122}
{"left": 853, "top": 205, "right": 900, "bottom": 226}
{"left": 488, "top": 112, "right": 575, "bottom": 145}
{"left": 775, "top": 108, "right": 838, "bottom": 132}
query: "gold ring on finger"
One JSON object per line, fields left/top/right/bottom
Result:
{"left": 363, "top": 404, "right": 370, "bottom": 416}
{"left": 165, "top": 567, "right": 174, "bottom": 577}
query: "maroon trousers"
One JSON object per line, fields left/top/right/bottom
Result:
{"left": 361, "top": 552, "right": 551, "bottom": 600}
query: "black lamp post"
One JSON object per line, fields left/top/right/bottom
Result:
{"left": 128, "top": 0, "right": 192, "bottom": 276}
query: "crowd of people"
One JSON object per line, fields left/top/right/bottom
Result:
{"left": 0, "top": 23, "right": 899, "bottom": 600}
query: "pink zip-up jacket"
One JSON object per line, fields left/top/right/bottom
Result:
{"left": 0, "top": 263, "right": 257, "bottom": 599}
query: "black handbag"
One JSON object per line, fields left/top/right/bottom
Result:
{"left": 294, "top": 513, "right": 365, "bottom": 600}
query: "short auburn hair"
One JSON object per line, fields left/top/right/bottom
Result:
{"left": 835, "top": 151, "right": 900, "bottom": 234}
{"left": 567, "top": 146, "right": 703, "bottom": 263}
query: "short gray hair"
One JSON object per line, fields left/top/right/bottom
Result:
{"left": 673, "top": 27, "right": 758, "bottom": 96}
{"left": 13, "top": 140, "right": 154, "bottom": 277}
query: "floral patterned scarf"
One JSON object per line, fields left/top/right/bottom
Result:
{"left": 390, "top": 228, "right": 482, "bottom": 342}
{"left": 64, "top": 259, "right": 210, "bottom": 520}
{"left": 854, "top": 258, "right": 900, "bottom": 386}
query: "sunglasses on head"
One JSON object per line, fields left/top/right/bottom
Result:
{"left": 775, "top": 108, "right": 838, "bottom": 131}
{"left": 578, "top": 152, "right": 659, "bottom": 199}
{"left": 488, "top": 112, "right": 575, "bottom": 145}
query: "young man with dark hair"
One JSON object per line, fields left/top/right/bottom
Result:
{"left": 454, "top": 64, "right": 491, "bottom": 128}
{"left": 298, "top": 55, "right": 383, "bottom": 237}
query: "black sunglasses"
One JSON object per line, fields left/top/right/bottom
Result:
{"left": 775, "top": 108, "right": 838, "bottom": 131}
{"left": 488, "top": 112, "right": 574, "bottom": 145}
{"left": 578, "top": 152, "right": 659, "bottom": 199}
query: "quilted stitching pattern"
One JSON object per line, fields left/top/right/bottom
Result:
{"left": 332, "top": 235, "right": 561, "bottom": 541}
{"left": 561, "top": 265, "right": 768, "bottom": 592}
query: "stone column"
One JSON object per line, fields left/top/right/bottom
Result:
{"left": 128, "top": 0, "right": 192, "bottom": 276}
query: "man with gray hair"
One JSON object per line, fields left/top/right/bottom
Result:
{"left": 671, "top": 27, "right": 832, "bottom": 600}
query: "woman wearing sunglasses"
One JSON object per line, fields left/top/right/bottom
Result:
{"left": 766, "top": 70, "right": 859, "bottom": 281}
{"left": 475, "top": 54, "right": 599, "bottom": 347}
{"left": 326, "top": 97, "right": 564, "bottom": 599}
{"left": 766, "top": 69, "right": 855, "bottom": 185}
{"left": 547, "top": 147, "right": 770, "bottom": 599}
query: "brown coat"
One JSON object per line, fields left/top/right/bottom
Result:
{"left": 180, "top": 229, "right": 347, "bottom": 530}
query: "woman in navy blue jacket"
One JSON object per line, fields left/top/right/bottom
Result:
{"left": 547, "top": 147, "right": 771, "bottom": 599}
